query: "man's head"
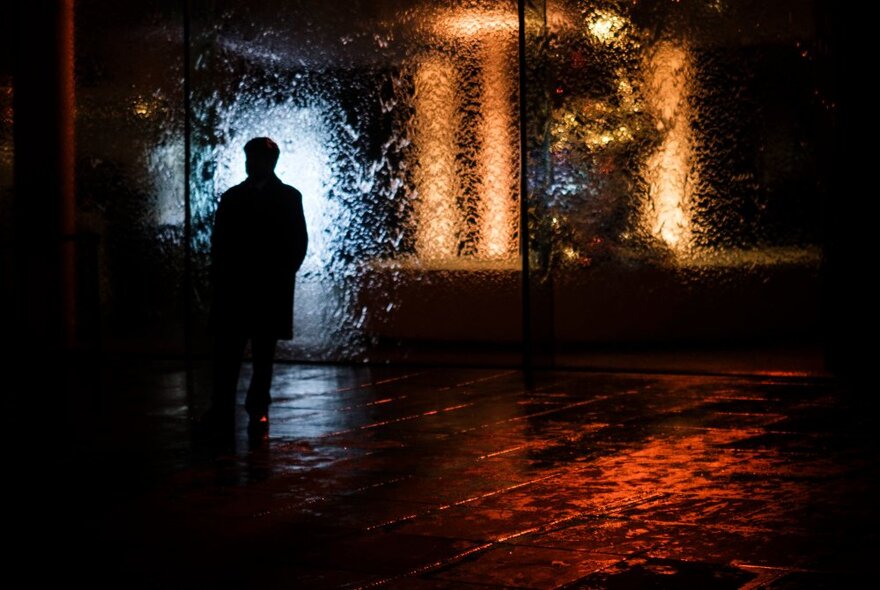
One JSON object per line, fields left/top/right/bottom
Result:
{"left": 244, "top": 137, "right": 280, "bottom": 180}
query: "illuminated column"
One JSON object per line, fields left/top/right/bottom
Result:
{"left": 413, "top": 57, "right": 459, "bottom": 261}
{"left": 477, "top": 33, "right": 518, "bottom": 260}
{"left": 644, "top": 42, "right": 694, "bottom": 253}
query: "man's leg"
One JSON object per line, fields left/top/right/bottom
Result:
{"left": 245, "top": 335, "right": 277, "bottom": 417}
{"left": 212, "top": 328, "right": 248, "bottom": 415}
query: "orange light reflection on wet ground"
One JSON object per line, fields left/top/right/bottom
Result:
{"left": 80, "top": 367, "right": 875, "bottom": 588}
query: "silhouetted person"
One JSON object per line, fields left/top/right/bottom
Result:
{"left": 204, "top": 137, "right": 307, "bottom": 436}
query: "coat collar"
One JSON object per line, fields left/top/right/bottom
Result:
{"left": 244, "top": 173, "right": 281, "bottom": 191}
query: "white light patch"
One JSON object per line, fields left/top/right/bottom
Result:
{"left": 213, "top": 101, "right": 337, "bottom": 273}
{"left": 207, "top": 98, "right": 352, "bottom": 353}
{"left": 150, "top": 140, "right": 185, "bottom": 227}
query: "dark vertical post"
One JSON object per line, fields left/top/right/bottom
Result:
{"left": 183, "top": 0, "right": 194, "bottom": 394}
{"left": 9, "top": 0, "right": 79, "bottom": 559}
{"left": 12, "top": 0, "right": 77, "bottom": 355}
{"left": 517, "top": 0, "right": 532, "bottom": 379}
{"left": 817, "top": 0, "right": 869, "bottom": 386}
{"left": 59, "top": 0, "right": 76, "bottom": 350}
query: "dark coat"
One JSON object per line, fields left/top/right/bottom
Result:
{"left": 210, "top": 174, "right": 308, "bottom": 340}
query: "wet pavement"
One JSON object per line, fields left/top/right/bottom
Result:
{"left": 49, "top": 365, "right": 878, "bottom": 588}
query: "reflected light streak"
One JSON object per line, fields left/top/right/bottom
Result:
{"left": 413, "top": 57, "right": 459, "bottom": 260}
{"left": 643, "top": 42, "right": 694, "bottom": 252}
{"left": 563, "top": 427, "right": 776, "bottom": 514}
{"left": 478, "top": 36, "right": 518, "bottom": 259}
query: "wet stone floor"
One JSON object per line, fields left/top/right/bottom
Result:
{"left": 63, "top": 365, "right": 877, "bottom": 588}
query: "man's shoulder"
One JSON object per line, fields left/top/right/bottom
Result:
{"left": 275, "top": 181, "right": 302, "bottom": 201}
{"left": 270, "top": 182, "right": 303, "bottom": 210}
{"left": 219, "top": 178, "right": 301, "bottom": 205}
{"left": 219, "top": 182, "right": 251, "bottom": 203}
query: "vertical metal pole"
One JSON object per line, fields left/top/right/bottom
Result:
{"left": 59, "top": 0, "right": 77, "bottom": 350}
{"left": 517, "top": 0, "right": 532, "bottom": 378}
{"left": 12, "top": 1, "right": 77, "bottom": 354}
{"left": 183, "top": 0, "right": 194, "bottom": 391}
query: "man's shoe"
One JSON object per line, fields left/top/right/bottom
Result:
{"left": 246, "top": 407, "right": 269, "bottom": 444}
{"left": 245, "top": 398, "right": 270, "bottom": 423}
{"left": 247, "top": 408, "right": 269, "bottom": 426}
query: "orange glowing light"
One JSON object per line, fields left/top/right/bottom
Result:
{"left": 432, "top": 10, "right": 517, "bottom": 38}
{"left": 754, "top": 370, "right": 813, "bottom": 378}
{"left": 413, "top": 57, "right": 459, "bottom": 260}
{"left": 132, "top": 97, "right": 154, "bottom": 119}
{"left": 643, "top": 42, "right": 695, "bottom": 253}
{"left": 477, "top": 36, "right": 518, "bottom": 260}
{"left": 412, "top": 8, "right": 520, "bottom": 263}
